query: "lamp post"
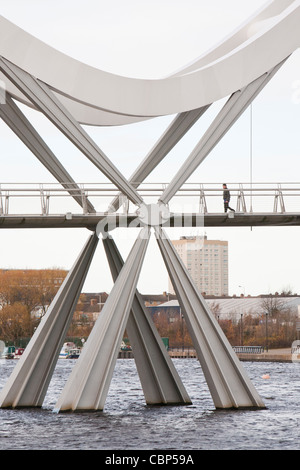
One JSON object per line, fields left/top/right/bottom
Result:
{"left": 239, "top": 285, "right": 245, "bottom": 296}
{"left": 265, "top": 312, "right": 269, "bottom": 352}
{"left": 181, "top": 309, "right": 184, "bottom": 352}
{"left": 240, "top": 313, "right": 244, "bottom": 346}
{"left": 238, "top": 286, "right": 246, "bottom": 346}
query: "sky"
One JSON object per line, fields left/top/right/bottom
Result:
{"left": 0, "top": 0, "right": 300, "bottom": 297}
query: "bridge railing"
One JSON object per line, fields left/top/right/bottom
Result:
{"left": 233, "top": 346, "right": 264, "bottom": 354}
{"left": 0, "top": 182, "right": 299, "bottom": 215}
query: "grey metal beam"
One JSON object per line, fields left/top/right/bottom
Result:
{"left": 0, "top": 233, "right": 98, "bottom": 408}
{"left": 0, "top": 93, "right": 95, "bottom": 213}
{"left": 108, "top": 106, "right": 210, "bottom": 212}
{"left": 1, "top": 212, "right": 300, "bottom": 230}
{"left": 159, "top": 60, "right": 287, "bottom": 205}
{"left": 0, "top": 57, "right": 143, "bottom": 207}
{"left": 155, "top": 226, "right": 265, "bottom": 409}
{"left": 54, "top": 226, "right": 150, "bottom": 411}
{"left": 103, "top": 233, "right": 191, "bottom": 405}
{"left": 169, "top": 212, "right": 300, "bottom": 227}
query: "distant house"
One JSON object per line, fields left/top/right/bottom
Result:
{"left": 142, "top": 292, "right": 177, "bottom": 307}
{"left": 74, "top": 292, "right": 108, "bottom": 322}
{"left": 146, "top": 300, "right": 181, "bottom": 323}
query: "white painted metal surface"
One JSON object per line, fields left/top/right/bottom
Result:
{"left": 155, "top": 226, "right": 265, "bottom": 409}
{"left": 0, "top": 0, "right": 300, "bottom": 125}
{"left": 54, "top": 227, "right": 150, "bottom": 411}
{"left": 0, "top": 234, "right": 98, "bottom": 408}
{"left": 102, "top": 235, "right": 192, "bottom": 406}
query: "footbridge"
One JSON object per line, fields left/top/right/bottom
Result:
{"left": 0, "top": 1, "right": 300, "bottom": 413}
{"left": 0, "top": 182, "right": 300, "bottom": 229}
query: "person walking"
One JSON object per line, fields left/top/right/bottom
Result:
{"left": 223, "top": 184, "right": 235, "bottom": 212}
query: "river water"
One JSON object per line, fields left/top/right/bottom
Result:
{"left": 0, "top": 358, "right": 299, "bottom": 451}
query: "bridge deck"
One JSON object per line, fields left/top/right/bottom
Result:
{"left": 0, "top": 212, "right": 300, "bottom": 230}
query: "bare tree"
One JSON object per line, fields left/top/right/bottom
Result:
{"left": 260, "top": 295, "right": 288, "bottom": 317}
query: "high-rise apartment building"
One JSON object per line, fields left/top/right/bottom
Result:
{"left": 169, "top": 236, "right": 229, "bottom": 296}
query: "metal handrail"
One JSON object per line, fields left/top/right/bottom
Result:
{"left": 233, "top": 346, "right": 264, "bottom": 354}
{"left": 0, "top": 182, "right": 299, "bottom": 215}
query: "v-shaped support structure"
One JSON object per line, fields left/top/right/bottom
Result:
{"left": 0, "top": 57, "right": 143, "bottom": 207}
{"left": 0, "top": 233, "right": 98, "bottom": 408}
{"left": 102, "top": 234, "right": 191, "bottom": 406}
{"left": 0, "top": 93, "right": 95, "bottom": 213}
{"left": 1, "top": 48, "right": 291, "bottom": 411}
{"left": 54, "top": 227, "right": 151, "bottom": 411}
{"left": 52, "top": 224, "right": 265, "bottom": 411}
{"left": 155, "top": 227, "right": 265, "bottom": 409}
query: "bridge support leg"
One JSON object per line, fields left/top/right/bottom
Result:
{"left": 158, "top": 61, "right": 286, "bottom": 205}
{"left": 103, "top": 233, "right": 191, "bottom": 405}
{"left": 54, "top": 227, "right": 151, "bottom": 412}
{"left": 0, "top": 57, "right": 142, "bottom": 207}
{"left": 0, "top": 233, "right": 99, "bottom": 408}
{"left": 0, "top": 93, "right": 95, "bottom": 213}
{"left": 155, "top": 226, "right": 265, "bottom": 409}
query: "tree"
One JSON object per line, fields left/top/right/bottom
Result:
{"left": 219, "top": 319, "right": 237, "bottom": 345}
{"left": 210, "top": 301, "right": 221, "bottom": 321}
{"left": 260, "top": 295, "right": 287, "bottom": 318}
{"left": 0, "top": 268, "right": 67, "bottom": 344}
{"left": 153, "top": 311, "right": 170, "bottom": 339}
{"left": 0, "top": 302, "right": 31, "bottom": 344}
{"left": 259, "top": 296, "right": 298, "bottom": 348}
{"left": 0, "top": 268, "right": 66, "bottom": 311}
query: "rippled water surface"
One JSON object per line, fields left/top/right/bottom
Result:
{"left": 0, "top": 358, "right": 299, "bottom": 450}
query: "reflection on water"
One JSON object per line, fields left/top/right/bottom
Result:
{"left": 0, "top": 358, "right": 299, "bottom": 450}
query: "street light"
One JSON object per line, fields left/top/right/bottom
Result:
{"left": 239, "top": 285, "right": 245, "bottom": 296}
{"left": 265, "top": 312, "right": 269, "bottom": 352}
{"left": 181, "top": 309, "right": 184, "bottom": 352}
{"left": 240, "top": 313, "right": 244, "bottom": 346}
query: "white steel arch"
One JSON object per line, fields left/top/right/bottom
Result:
{"left": 0, "top": 0, "right": 299, "bottom": 411}
{"left": 0, "top": 0, "right": 299, "bottom": 124}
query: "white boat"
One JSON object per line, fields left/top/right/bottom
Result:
{"left": 59, "top": 342, "right": 76, "bottom": 359}
{"left": 67, "top": 348, "right": 81, "bottom": 359}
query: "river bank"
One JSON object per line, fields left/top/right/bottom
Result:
{"left": 237, "top": 348, "right": 295, "bottom": 363}
{"left": 119, "top": 348, "right": 297, "bottom": 362}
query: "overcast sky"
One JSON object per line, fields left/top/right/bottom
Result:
{"left": 0, "top": 0, "right": 300, "bottom": 297}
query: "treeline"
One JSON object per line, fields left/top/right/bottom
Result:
{"left": 152, "top": 297, "right": 299, "bottom": 350}
{"left": 0, "top": 269, "right": 67, "bottom": 345}
{"left": 0, "top": 270, "right": 298, "bottom": 351}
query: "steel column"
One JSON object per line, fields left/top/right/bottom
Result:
{"left": 159, "top": 61, "right": 286, "bottom": 205}
{"left": 108, "top": 106, "right": 210, "bottom": 212}
{"left": 0, "top": 93, "right": 95, "bottom": 213}
{"left": 54, "top": 227, "right": 151, "bottom": 411}
{"left": 0, "top": 57, "right": 143, "bottom": 207}
{"left": 103, "top": 233, "right": 191, "bottom": 405}
{"left": 0, "top": 233, "right": 99, "bottom": 408}
{"left": 155, "top": 226, "right": 265, "bottom": 409}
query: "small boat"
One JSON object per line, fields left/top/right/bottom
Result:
{"left": 14, "top": 347, "right": 25, "bottom": 359}
{"left": 2, "top": 345, "right": 15, "bottom": 359}
{"left": 67, "top": 348, "right": 81, "bottom": 359}
{"left": 120, "top": 340, "right": 132, "bottom": 351}
{"left": 59, "top": 342, "right": 76, "bottom": 359}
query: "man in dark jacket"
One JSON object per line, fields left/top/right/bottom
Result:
{"left": 223, "top": 184, "right": 235, "bottom": 212}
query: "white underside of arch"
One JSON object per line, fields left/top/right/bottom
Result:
{"left": 0, "top": 0, "right": 299, "bottom": 125}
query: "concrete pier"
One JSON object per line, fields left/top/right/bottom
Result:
{"left": 118, "top": 348, "right": 295, "bottom": 362}
{"left": 236, "top": 348, "right": 294, "bottom": 363}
